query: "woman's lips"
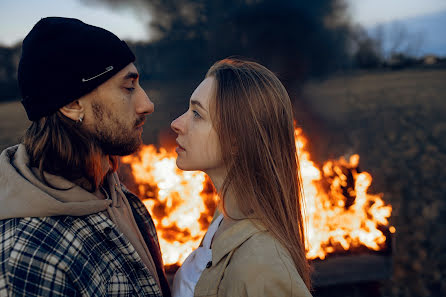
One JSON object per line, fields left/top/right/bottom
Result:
{"left": 175, "top": 141, "right": 186, "bottom": 153}
{"left": 175, "top": 146, "right": 185, "bottom": 154}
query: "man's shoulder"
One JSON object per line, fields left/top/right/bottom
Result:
{"left": 0, "top": 214, "right": 119, "bottom": 278}
{"left": 0, "top": 214, "right": 107, "bottom": 258}
{"left": 1, "top": 215, "right": 72, "bottom": 236}
{"left": 1, "top": 216, "right": 79, "bottom": 253}
{"left": 0, "top": 216, "right": 79, "bottom": 279}
{"left": 0, "top": 215, "right": 119, "bottom": 297}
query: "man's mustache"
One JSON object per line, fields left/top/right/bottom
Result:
{"left": 135, "top": 116, "right": 146, "bottom": 127}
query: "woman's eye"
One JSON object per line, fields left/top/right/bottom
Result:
{"left": 193, "top": 110, "right": 201, "bottom": 119}
{"left": 126, "top": 87, "right": 135, "bottom": 92}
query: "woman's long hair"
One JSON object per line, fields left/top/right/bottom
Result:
{"left": 207, "top": 58, "right": 311, "bottom": 289}
{"left": 23, "top": 111, "right": 117, "bottom": 191}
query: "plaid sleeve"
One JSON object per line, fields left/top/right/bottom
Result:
{"left": 2, "top": 218, "right": 79, "bottom": 297}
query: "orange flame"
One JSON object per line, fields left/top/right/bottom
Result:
{"left": 122, "top": 146, "right": 218, "bottom": 265}
{"left": 295, "top": 128, "right": 392, "bottom": 259}
{"left": 122, "top": 127, "right": 392, "bottom": 265}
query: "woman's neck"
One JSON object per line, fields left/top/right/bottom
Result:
{"left": 207, "top": 170, "right": 250, "bottom": 245}
{"left": 207, "top": 169, "right": 246, "bottom": 219}
{"left": 206, "top": 169, "right": 225, "bottom": 193}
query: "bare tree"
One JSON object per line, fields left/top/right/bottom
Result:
{"left": 370, "top": 22, "right": 424, "bottom": 60}
{"left": 350, "top": 26, "right": 383, "bottom": 68}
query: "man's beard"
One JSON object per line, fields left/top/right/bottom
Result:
{"left": 88, "top": 101, "right": 145, "bottom": 156}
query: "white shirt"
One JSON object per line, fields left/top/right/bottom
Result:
{"left": 172, "top": 214, "right": 224, "bottom": 297}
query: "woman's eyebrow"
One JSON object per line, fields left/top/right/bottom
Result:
{"left": 191, "top": 99, "right": 206, "bottom": 111}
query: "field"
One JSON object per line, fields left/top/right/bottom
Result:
{"left": 303, "top": 68, "right": 446, "bottom": 297}
{"left": 0, "top": 101, "right": 30, "bottom": 151}
{"left": 1, "top": 68, "right": 445, "bottom": 297}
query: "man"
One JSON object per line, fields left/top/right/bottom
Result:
{"left": 0, "top": 17, "right": 170, "bottom": 296}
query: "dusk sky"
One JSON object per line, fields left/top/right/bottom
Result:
{"left": 348, "top": 0, "right": 446, "bottom": 26}
{"left": 0, "top": 0, "right": 445, "bottom": 55}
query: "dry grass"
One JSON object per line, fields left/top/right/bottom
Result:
{"left": 302, "top": 68, "right": 446, "bottom": 125}
{"left": 0, "top": 101, "right": 30, "bottom": 151}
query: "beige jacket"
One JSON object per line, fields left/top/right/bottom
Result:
{"left": 194, "top": 218, "right": 312, "bottom": 297}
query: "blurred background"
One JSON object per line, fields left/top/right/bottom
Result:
{"left": 0, "top": 0, "right": 445, "bottom": 296}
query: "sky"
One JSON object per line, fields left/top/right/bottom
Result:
{"left": 0, "top": 0, "right": 151, "bottom": 46}
{"left": 0, "top": 0, "right": 445, "bottom": 51}
{"left": 347, "top": 0, "right": 446, "bottom": 26}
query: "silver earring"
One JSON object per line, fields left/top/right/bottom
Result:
{"left": 78, "top": 116, "right": 83, "bottom": 123}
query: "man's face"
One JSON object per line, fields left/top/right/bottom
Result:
{"left": 82, "top": 63, "right": 154, "bottom": 156}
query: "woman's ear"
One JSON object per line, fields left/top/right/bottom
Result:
{"left": 59, "top": 100, "right": 85, "bottom": 122}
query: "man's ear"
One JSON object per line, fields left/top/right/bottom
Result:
{"left": 59, "top": 100, "right": 85, "bottom": 121}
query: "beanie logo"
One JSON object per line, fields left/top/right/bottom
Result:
{"left": 82, "top": 66, "right": 114, "bottom": 82}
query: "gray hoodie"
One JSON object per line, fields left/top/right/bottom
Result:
{"left": 0, "top": 144, "right": 111, "bottom": 220}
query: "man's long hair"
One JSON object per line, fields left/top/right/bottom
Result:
{"left": 207, "top": 58, "right": 311, "bottom": 289}
{"left": 23, "top": 111, "right": 118, "bottom": 191}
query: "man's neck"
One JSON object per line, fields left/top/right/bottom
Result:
{"left": 72, "top": 154, "right": 112, "bottom": 192}
{"left": 100, "top": 154, "right": 112, "bottom": 179}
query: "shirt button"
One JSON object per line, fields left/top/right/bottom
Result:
{"left": 206, "top": 261, "right": 212, "bottom": 268}
{"left": 104, "top": 227, "right": 112, "bottom": 235}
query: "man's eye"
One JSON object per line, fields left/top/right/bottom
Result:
{"left": 126, "top": 87, "right": 135, "bottom": 92}
{"left": 193, "top": 110, "right": 201, "bottom": 119}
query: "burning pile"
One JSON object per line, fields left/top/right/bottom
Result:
{"left": 294, "top": 128, "right": 393, "bottom": 259}
{"left": 121, "top": 127, "right": 393, "bottom": 266}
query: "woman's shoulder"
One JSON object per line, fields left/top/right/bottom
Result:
{"left": 231, "top": 228, "right": 294, "bottom": 270}
{"left": 221, "top": 228, "right": 311, "bottom": 297}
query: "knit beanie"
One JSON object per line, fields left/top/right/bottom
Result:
{"left": 18, "top": 17, "right": 136, "bottom": 121}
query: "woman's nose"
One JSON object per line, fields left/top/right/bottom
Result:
{"left": 171, "top": 114, "right": 184, "bottom": 134}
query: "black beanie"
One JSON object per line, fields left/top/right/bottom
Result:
{"left": 18, "top": 17, "right": 135, "bottom": 121}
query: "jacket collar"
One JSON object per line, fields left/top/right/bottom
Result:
{"left": 211, "top": 218, "right": 267, "bottom": 265}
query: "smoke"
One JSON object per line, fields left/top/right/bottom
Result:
{"left": 208, "top": 0, "right": 352, "bottom": 80}
{"left": 80, "top": 0, "right": 353, "bottom": 83}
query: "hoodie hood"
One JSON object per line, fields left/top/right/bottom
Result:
{"left": 0, "top": 144, "right": 111, "bottom": 220}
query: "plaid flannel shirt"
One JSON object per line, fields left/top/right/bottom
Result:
{"left": 0, "top": 188, "right": 169, "bottom": 297}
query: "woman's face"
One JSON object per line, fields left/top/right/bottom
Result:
{"left": 171, "top": 77, "right": 224, "bottom": 177}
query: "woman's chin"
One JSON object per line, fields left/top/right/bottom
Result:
{"left": 175, "top": 159, "right": 197, "bottom": 171}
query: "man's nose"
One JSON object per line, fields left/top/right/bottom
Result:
{"left": 136, "top": 87, "right": 154, "bottom": 115}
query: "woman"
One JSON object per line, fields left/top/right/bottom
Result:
{"left": 170, "top": 58, "right": 312, "bottom": 297}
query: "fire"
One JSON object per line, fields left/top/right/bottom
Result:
{"left": 121, "top": 128, "right": 392, "bottom": 265}
{"left": 295, "top": 128, "right": 392, "bottom": 259}
{"left": 121, "top": 146, "right": 218, "bottom": 266}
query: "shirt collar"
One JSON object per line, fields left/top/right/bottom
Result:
{"left": 211, "top": 218, "right": 267, "bottom": 265}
